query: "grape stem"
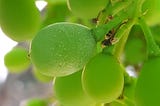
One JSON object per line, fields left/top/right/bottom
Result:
{"left": 138, "top": 17, "right": 160, "bottom": 57}
{"left": 133, "top": 0, "right": 145, "bottom": 18}
{"left": 91, "top": 0, "right": 132, "bottom": 42}
{"left": 91, "top": 13, "right": 128, "bottom": 42}
{"left": 96, "top": 0, "right": 110, "bottom": 25}
{"left": 111, "top": 0, "right": 145, "bottom": 59}
{"left": 97, "top": 0, "right": 131, "bottom": 25}
{"left": 107, "top": 0, "right": 132, "bottom": 16}
{"left": 112, "top": 19, "right": 135, "bottom": 59}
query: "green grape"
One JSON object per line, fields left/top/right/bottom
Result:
{"left": 33, "top": 68, "right": 53, "bottom": 83}
{"left": 25, "top": 98, "right": 48, "bottom": 106}
{"left": 82, "top": 53, "right": 124, "bottom": 103}
{"left": 54, "top": 71, "right": 95, "bottom": 106}
{"left": 67, "top": 0, "right": 108, "bottom": 19}
{"left": 124, "top": 38, "right": 146, "bottom": 65}
{"left": 124, "top": 77, "right": 137, "bottom": 101}
{"left": 150, "top": 25, "right": 160, "bottom": 46}
{"left": 0, "top": 0, "right": 41, "bottom": 42}
{"left": 31, "top": 22, "right": 96, "bottom": 77}
{"left": 135, "top": 56, "right": 160, "bottom": 106}
{"left": 124, "top": 25, "right": 147, "bottom": 65}
{"left": 4, "top": 47, "right": 30, "bottom": 73}
{"left": 142, "top": 0, "right": 160, "bottom": 26}
{"left": 42, "top": 0, "right": 71, "bottom": 27}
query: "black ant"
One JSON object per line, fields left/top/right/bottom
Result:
{"left": 101, "top": 29, "right": 115, "bottom": 47}
{"left": 101, "top": 16, "right": 127, "bottom": 47}
{"left": 101, "top": 15, "right": 116, "bottom": 47}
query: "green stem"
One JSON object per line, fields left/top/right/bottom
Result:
{"left": 138, "top": 17, "right": 160, "bottom": 57}
{"left": 98, "top": 0, "right": 131, "bottom": 25}
{"left": 112, "top": 19, "right": 135, "bottom": 59}
{"left": 97, "top": 0, "right": 110, "bottom": 25}
{"left": 133, "top": 0, "right": 145, "bottom": 17}
{"left": 91, "top": 13, "right": 128, "bottom": 42}
{"left": 108, "top": 0, "right": 132, "bottom": 16}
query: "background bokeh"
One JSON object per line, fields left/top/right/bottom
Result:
{"left": 0, "top": 1, "right": 54, "bottom": 106}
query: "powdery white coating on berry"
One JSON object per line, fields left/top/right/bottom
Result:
{"left": 31, "top": 22, "right": 96, "bottom": 77}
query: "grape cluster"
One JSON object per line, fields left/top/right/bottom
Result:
{"left": 1, "top": 0, "right": 160, "bottom": 106}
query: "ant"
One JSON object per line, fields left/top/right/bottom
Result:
{"left": 101, "top": 15, "right": 116, "bottom": 47}
{"left": 101, "top": 16, "right": 127, "bottom": 47}
{"left": 101, "top": 29, "right": 115, "bottom": 47}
